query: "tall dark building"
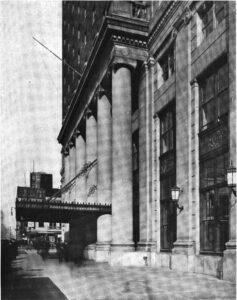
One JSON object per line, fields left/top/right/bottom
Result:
{"left": 30, "top": 172, "right": 52, "bottom": 191}
{"left": 58, "top": 1, "right": 236, "bottom": 282}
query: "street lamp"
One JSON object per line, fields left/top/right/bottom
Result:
{"left": 171, "top": 186, "right": 184, "bottom": 213}
{"left": 227, "top": 164, "right": 236, "bottom": 196}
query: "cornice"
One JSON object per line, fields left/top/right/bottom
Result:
{"left": 58, "top": 14, "right": 149, "bottom": 146}
{"left": 111, "top": 34, "right": 147, "bottom": 49}
{"left": 149, "top": 1, "right": 178, "bottom": 46}
{"left": 149, "top": 2, "right": 193, "bottom": 48}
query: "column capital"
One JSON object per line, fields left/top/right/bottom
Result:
{"left": 171, "top": 26, "right": 178, "bottom": 40}
{"left": 86, "top": 108, "right": 94, "bottom": 118}
{"left": 171, "top": 5, "right": 193, "bottom": 40}
{"left": 190, "top": 78, "right": 198, "bottom": 86}
{"left": 147, "top": 56, "right": 155, "bottom": 68}
{"left": 182, "top": 6, "right": 193, "bottom": 25}
{"left": 63, "top": 147, "right": 69, "bottom": 156}
{"left": 96, "top": 85, "right": 106, "bottom": 100}
{"left": 73, "top": 129, "right": 80, "bottom": 139}
{"left": 69, "top": 140, "right": 75, "bottom": 148}
{"left": 112, "top": 55, "right": 137, "bottom": 73}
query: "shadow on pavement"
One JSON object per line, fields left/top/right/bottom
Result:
{"left": 2, "top": 276, "right": 68, "bottom": 300}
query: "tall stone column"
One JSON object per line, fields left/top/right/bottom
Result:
{"left": 97, "top": 88, "right": 112, "bottom": 205}
{"left": 111, "top": 59, "right": 136, "bottom": 252}
{"left": 86, "top": 110, "right": 97, "bottom": 204}
{"left": 61, "top": 150, "right": 66, "bottom": 202}
{"left": 75, "top": 131, "right": 87, "bottom": 203}
{"left": 223, "top": 0, "right": 236, "bottom": 282}
{"left": 69, "top": 141, "right": 76, "bottom": 202}
{"left": 95, "top": 87, "right": 112, "bottom": 262}
{"left": 64, "top": 148, "right": 70, "bottom": 202}
{"left": 138, "top": 59, "right": 156, "bottom": 253}
{"left": 172, "top": 20, "right": 194, "bottom": 272}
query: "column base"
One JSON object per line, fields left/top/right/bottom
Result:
{"left": 110, "top": 243, "right": 147, "bottom": 266}
{"left": 195, "top": 254, "right": 223, "bottom": 278}
{"left": 223, "top": 240, "right": 236, "bottom": 282}
{"left": 111, "top": 243, "right": 134, "bottom": 252}
{"left": 134, "top": 242, "right": 156, "bottom": 266}
{"left": 95, "top": 242, "right": 111, "bottom": 263}
{"left": 156, "top": 252, "right": 172, "bottom": 269}
{"left": 83, "top": 243, "right": 96, "bottom": 261}
{"left": 171, "top": 240, "right": 195, "bottom": 272}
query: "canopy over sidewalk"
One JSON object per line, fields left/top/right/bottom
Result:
{"left": 16, "top": 198, "right": 111, "bottom": 223}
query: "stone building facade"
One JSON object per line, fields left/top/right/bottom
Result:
{"left": 58, "top": 1, "right": 236, "bottom": 281}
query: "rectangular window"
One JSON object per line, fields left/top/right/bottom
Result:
{"left": 199, "top": 60, "right": 229, "bottom": 254}
{"left": 199, "top": 61, "right": 228, "bottom": 130}
{"left": 159, "top": 44, "right": 175, "bottom": 84}
{"left": 38, "top": 222, "right": 44, "bottom": 228}
{"left": 160, "top": 109, "right": 174, "bottom": 155}
{"left": 159, "top": 104, "right": 176, "bottom": 251}
{"left": 200, "top": 185, "right": 229, "bottom": 253}
{"left": 215, "top": 1, "right": 226, "bottom": 25}
{"left": 198, "top": 1, "right": 227, "bottom": 42}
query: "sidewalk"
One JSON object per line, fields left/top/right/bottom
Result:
{"left": 2, "top": 250, "right": 236, "bottom": 300}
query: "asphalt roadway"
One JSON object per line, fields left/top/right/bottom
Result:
{"left": 2, "top": 249, "right": 236, "bottom": 300}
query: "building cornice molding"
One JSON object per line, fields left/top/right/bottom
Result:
{"left": 148, "top": 1, "right": 178, "bottom": 46}
{"left": 149, "top": 2, "right": 193, "bottom": 47}
{"left": 111, "top": 34, "right": 147, "bottom": 49}
{"left": 58, "top": 14, "right": 149, "bottom": 146}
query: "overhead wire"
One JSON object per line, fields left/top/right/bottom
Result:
{"left": 32, "top": 36, "right": 82, "bottom": 78}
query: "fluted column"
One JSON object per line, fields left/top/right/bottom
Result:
{"left": 86, "top": 110, "right": 97, "bottom": 203}
{"left": 111, "top": 60, "right": 136, "bottom": 249}
{"left": 97, "top": 89, "right": 112, "bottom": 205}
{"left": 75, "top": 132, "right": 87, "bottom": 203}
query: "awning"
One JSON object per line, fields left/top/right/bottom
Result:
{"left": 16, "top": 198, "right": 111, "bottom": 223}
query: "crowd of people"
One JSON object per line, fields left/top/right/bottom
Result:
{"left": 31, "top": 237, "right": 69, "bottom": 262}
{"left": 56, "top": 240, "right": 69, "bottom": 262}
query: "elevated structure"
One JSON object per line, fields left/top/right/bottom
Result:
{"left": 16, "top": 197, "right": 111, "bottom": 223}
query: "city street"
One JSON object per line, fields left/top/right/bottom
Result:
{"left": 2, "top": 249, "right": 236, "bottom": 300}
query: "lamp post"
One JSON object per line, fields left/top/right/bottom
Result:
{"left": 171, "top": 186, "right": 184, "bottom": 213}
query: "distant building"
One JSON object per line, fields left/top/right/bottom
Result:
{"left": 58, "top": 1, "right": 236, "bottom": 282}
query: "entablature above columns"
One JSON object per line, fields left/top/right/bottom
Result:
{"left": 58, "top": 14, "right": 149, "bottom": 148}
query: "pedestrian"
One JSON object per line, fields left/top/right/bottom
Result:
{"left": 56, "top": 240, "right": 64, "bottom": 262}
